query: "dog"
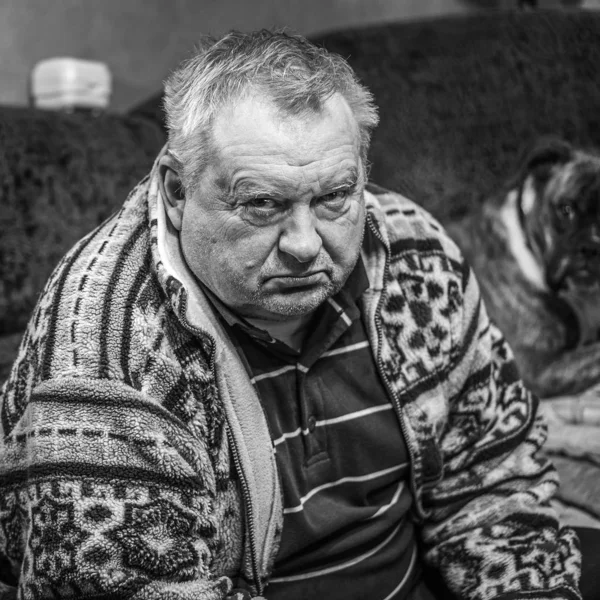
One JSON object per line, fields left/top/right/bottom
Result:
{"left": 445, "top": 137, "right": 600, "bottom": 398}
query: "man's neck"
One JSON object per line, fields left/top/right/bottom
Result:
{"left": 246, "top": 312, "right": 315, "bottom": 352}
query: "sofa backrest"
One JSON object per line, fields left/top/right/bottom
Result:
{"left": 310, "top": 10, "right": 600, "bottom": 221}
{"left": 134, "top": 10, "right": 600, "bottom": 221}
{"left": 0, "top": 107, "right": 165, "bottom": 336}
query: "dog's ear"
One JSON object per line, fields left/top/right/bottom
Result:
{"left": 513, "top": 137, "right": 574, "bottom": 216}
{"left": 524, "top": 137, "right": 574, "bottom": 182}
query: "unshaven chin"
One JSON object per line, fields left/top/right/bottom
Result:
{"left": 243, "top": 279, "right": 339, "bottom": 348}
{"left": 250, "top": 279, "right": 337, "bottom": 320}
{"left": 242, "top": 232, "right": 364, "bottom": 324}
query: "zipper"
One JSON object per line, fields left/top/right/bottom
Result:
{"left": 226, "top": 425, "right": 264, "bottom": 596}
{"left": 366, "top": 213, "right": 427, "bottom": 521}
{"left": 178, "top": 293, "right": 264, "bottom": 596}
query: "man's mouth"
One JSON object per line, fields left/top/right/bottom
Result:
{"left": 265, "top": 271, "right": 327, "bottom": 288}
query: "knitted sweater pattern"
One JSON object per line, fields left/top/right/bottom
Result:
{"left": 0, "top": 173, "right": 581, "bottom": 600}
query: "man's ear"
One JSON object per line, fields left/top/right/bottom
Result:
{"left": 158, "top": 153, "right": 186, "bottom": 231}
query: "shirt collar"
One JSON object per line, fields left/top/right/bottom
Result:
{"left": 338, "top": 254, "right": 370, "bottom": 304}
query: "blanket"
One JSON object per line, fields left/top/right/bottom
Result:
{"left": 539, "top": 387, "right": 600, "bottom": 529}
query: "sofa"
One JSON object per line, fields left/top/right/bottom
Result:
{"left": 4, "top": 8, "right": 600, "bottom": 367}
{"left": 0, "top": 107, "right": 166, "bottom": 381}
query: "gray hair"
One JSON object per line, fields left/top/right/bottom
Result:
{"left": 163, "top": 29, "right": 379, "bottom": 193}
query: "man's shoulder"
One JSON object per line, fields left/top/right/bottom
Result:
{"left": 53, "top": 177, "right": 150, "bottom": 284}
{"left": 365, "top": 182, "right": 465, "bottom": 268}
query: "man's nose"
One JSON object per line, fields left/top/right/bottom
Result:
{"left": 278, "top": 208, "right": 323, "bottom": 263}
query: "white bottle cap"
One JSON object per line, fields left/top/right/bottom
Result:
{"left": 31, "top": 57, "right": 112, "bottom": 111}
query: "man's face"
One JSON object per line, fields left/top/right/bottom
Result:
{"left": 177, "top": 93, "right": 366, "bottom": 322}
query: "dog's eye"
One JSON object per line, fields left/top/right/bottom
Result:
{"left": 557, "top": 202, "right": 576, "bottom": 220}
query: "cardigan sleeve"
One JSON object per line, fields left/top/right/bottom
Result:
{"left": 420, "top": 258, "right": 582, "bottom": 600}
{"left": 0, "top": 376, "right": 239, "bottom": 600}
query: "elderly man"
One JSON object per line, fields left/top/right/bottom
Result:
{"left": 0, "top": 30, "right": 585, "bottom": 600}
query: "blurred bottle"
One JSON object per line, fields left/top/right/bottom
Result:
{"left": 30, "top": 57, "right": 112, "bottom": 113}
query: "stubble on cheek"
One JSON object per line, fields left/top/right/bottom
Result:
{"left": 212, "top": 220, "right": 277, "bottom": 302}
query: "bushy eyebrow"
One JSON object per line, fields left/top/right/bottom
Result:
{"left": 229, "top": 181, "right": 277, "bottom": 201}
{"left": 228, "top": 167, "right": 362, "bottom": 202}
{"left": 324, "top": 168, "right": 362, "bottom": 192}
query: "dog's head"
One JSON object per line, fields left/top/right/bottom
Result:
{"left": 516, "top": 137, "right": 600, "bottom": 294}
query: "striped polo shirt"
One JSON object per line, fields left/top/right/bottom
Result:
{"left": 206, "top": 260, "right": 420, "bottom": 600}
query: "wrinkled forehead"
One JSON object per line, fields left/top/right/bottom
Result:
{"left": 210, "top": 91, "right": 361, "bottom": 161}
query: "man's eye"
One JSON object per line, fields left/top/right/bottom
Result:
{"left": 318, "top": 190, "right": 349, "bottom": 205}
{"left": 247, "top": 198, "right": 278, "bottom": 211}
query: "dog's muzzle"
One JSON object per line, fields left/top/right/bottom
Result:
{"left": 548, "top": 235, "right": 600, "bottom": 290}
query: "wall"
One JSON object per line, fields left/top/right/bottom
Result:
{"left": 0, "top": 0, "right": 475, "bottom": 112}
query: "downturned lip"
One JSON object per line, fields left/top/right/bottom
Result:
{"left": 265, "top": 271, "right": 327, "bottom": 287}
{"left": 267, "top": 270, "right": 324, "bottom": 280}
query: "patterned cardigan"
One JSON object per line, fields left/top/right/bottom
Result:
{"left": 0, "top": 160, "right": 581, "bottom": 600}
